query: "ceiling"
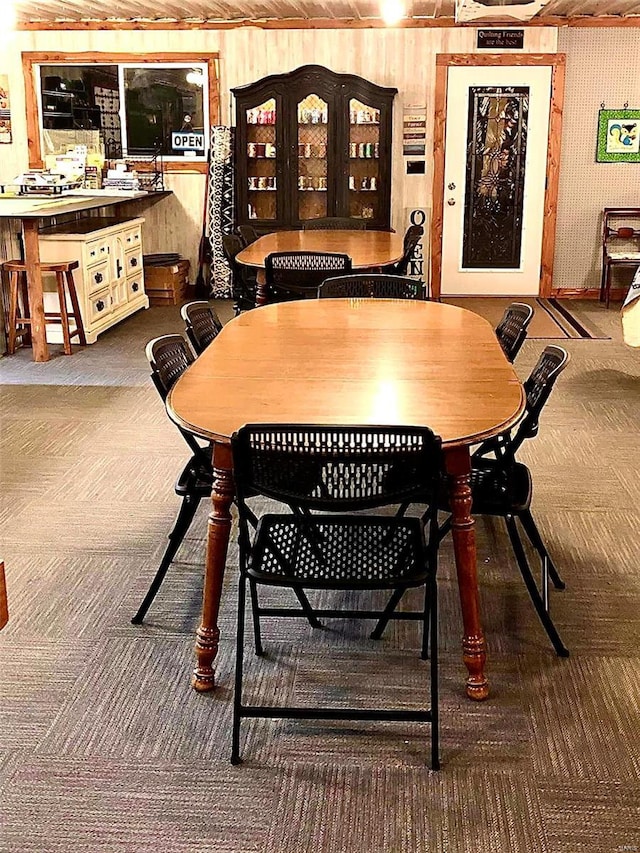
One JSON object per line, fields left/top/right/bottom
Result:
{"left": 13, "top": 0, "right": 640, "bottom": 26}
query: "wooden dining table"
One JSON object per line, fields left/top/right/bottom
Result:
{"left": 168, "top": 298, "right": 526, "bottom": 700}
{"left": 236, "top": 229, "right": 405, "bottom": 305}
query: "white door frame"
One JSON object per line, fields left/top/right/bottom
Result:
{"left": 430, "top": 53, "right": 566, "bottom": 301}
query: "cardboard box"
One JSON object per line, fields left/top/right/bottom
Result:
{"left": 144, "top": 259, "right": 191, "bottom": 306}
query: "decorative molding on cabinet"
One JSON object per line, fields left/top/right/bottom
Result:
{"left": 38, "top": 217, "right": 148, "bottom": 344}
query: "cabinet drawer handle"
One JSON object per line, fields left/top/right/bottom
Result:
{"left": 116, "top": 260, "right": 123, "bottom": 278}
{"left": 130, "top": 257, "right": 138, "bottom": 267}
{"left": 132, "top": 281, "right": 140, "bottom": 293}
{"left": 96, "top": 299, "right": 105, "bottom": 311}
{"left": 94, "top": 272, "right": 103, "bottom": 284}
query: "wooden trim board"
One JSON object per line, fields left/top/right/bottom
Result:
{"left": 22, "top": 52, "right": 220, "bottom": 170}
{"left": 16, "top": 17, "right": 640, "bottom": 31}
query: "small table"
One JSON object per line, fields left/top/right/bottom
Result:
{"left": 236, "top": 229, "right": 404, "bottom": 305}
{"left": 168, "top": 299, "right": 525, "bottom": 701}
{"left": 0, "top": 191, "right": 165, "bottom": 361}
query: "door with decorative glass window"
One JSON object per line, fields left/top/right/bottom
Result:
{"left": 440, "top": 65, "right": 552, "bottom": 296}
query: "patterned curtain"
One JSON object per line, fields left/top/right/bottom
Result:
{"left": 208, "top": 126, "right": 235, "bottom": 297}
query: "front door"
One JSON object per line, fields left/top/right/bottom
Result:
{"left": 439, "top": 64, "right": 552, "bottom": 296}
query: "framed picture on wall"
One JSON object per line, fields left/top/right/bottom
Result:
{"left": 596, "top": 108, "right": 640, "bottom": 162}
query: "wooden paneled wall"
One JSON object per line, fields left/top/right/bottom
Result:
{"left": 0, "top": 27, "right": 557, "bottom": 281}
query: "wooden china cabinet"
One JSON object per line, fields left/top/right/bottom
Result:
{"left": 232, "top": 65, "right": 396, "bottom": 231}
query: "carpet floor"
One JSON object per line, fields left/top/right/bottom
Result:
{"left": 0, "top": 298, "right": 638, "bottom": 852}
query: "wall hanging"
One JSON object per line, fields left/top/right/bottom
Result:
{"left": 596, "top": 107, "right": 640, "bottom": 163}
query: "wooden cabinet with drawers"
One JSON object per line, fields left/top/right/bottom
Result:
{"left": 38, "top": 216, "right": 148, "bottom": 344}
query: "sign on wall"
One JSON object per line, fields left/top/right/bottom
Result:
{"left": 0, "top": 75, "right": 12, "bottom": 144}
{"left": 404, "top": 207, "right": 430, "bottom": 296}
{"left": 477, "top": 29, "right": 524, "bottom": 49}
{"left": 403, "top": 106, "right": 426, "bottom": 157}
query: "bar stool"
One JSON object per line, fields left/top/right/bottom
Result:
{"left": 3, "top": 259, "right": 87, "bottom": 355}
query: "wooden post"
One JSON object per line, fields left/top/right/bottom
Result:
{"left": 0, "top": 562, "right": 8, "bottom": 630}
{"left": 22, "top": 219, "right": 49, "bottom": 362}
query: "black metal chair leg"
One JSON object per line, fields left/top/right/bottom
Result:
{"left": 420, "top": 584, "right": 431, "bottom": 661}
{"left": 248, "top": 578, "right": 264, "bottom": 656}
{"left": 370, "top": 587, "right": 405, "bottom": 640}
{"left": 231, "top": 573, "right": 247, "bottom": 765}
{"left": 131, "top": 494, "right": 201, "bottom": 624}
{"left": 429, "top": 574, "right": 439, "bottom": 771}
{"left": 504, "top": 516, "right": 569, "bottom": 658}
{"left": 519, "top": 509, "right": 565, "bottom": 590}
{"left": 292, "top": 587, "right": 323, "bottom": 629}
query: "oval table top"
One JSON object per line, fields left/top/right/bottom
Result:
{"left": 236, "top": 229, "right": 405, "bottom": 270}
{"left": 169, "top": 299, "right": 525, "bottom": 449}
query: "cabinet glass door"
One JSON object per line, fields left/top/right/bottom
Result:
{"left": 297, "top": 94, "right": 329, "bottom": 222}
{"left": 348, "top": 98, "right": 381, "bottom": 223}
{"left": 246, "top": 97, "right": 278, "bottom": 221}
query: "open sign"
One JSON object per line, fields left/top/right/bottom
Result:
{"left": 171, "top": 132, "right": 205, "bottom": 152}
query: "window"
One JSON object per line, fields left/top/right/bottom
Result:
{"left": 24, "top": 53, "right": 219, "bottom": 172}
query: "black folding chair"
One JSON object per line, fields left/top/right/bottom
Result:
{"left": 231, "top": 424, "right": 444, "bottom": 769}
{"left": 442, "top": 346, "right": 571, "bottom": 656}
{"left": 181, "top": 301, "right": 223, "bottom": 355}
{"left": 132, "top": 335, "right": 213, "bottom": 624}
{"left": 222, "top": 234, "right": 257, "bottom": 314}
{"left": 319, "top": 273, "right": 425, "bottom": 300}
{"left": 265, "top": 251, "right": 352, "bottom": 302}
{"left": 495, "top": 302, "right": 534, "bottom": 363}
{"left": 235, "top": 224, "right": 260, "bottom": 247}
{"left": 303, "top": 217, "right": 366, "bottom": 230}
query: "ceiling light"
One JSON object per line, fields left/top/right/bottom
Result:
{"left": 381, "top": 0, "right": 406, "bottom": 25}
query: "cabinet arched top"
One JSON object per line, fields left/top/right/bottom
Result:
{"left": 232, "top": 65, "right": 397, "bottom": 101}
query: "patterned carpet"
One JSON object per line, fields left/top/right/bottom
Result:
{"left": 0, "top": 300, "right": 638, "bottom": 852}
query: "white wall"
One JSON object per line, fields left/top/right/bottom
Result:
{"left": 0, "top": 26, "right": 557, "bottom": 277}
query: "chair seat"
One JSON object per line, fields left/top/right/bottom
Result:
{"left": 249, "top": 513, "right": 429, "bottom": 588}
{"left": 175, "top": 455, "right": 214, "bottom": 497}
{"left": 440, "top": 460, "right": 532, "bottom": 516}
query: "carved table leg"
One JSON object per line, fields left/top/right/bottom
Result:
{"left": 445, "top": 445, "right": 489, "bottom": 701}
{"left": 192, "top": 443, "right": 235, "bottom": 692}
{"left": 255, "top": 270, "right": 268, "bottom": 307}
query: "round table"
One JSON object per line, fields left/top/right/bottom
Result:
{"left": 169, "top": 299, "right": 525, "bottom": 700}
{"left": 236, "top": 229, "right": 405, "bottom": 305}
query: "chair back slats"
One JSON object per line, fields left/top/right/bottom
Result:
{"left": 232, "top": 424, "right": 442, "bottom": 513}
{"left": 495, "top": 302, "right": 534, "bottom": 362}
{"left": 181, "top": 301, "right": 222, "bottom": 355}
{"left": 510, "top": 345, "right": 569, "bottom": 453}
{"left": 145, "top": 335, "right": 194, "bottom": 400}
{"left": 303, "top": 217, "right": 366, "bottom": 231}
{"left": 236, "top": 225, "right": 259, "bottom": 247}
{"left": 145, "top": 334, "right": 208, "bottom": 463}
{"left": 265, "top": 252, "right": 353, "bottom": 297}
{"left": 320, "top": 273, "right": 425, "bottom": 300}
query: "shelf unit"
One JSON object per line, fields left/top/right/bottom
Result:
{"left": 233, "top": 65, "right": 396, "bottom": 231}
{"left": 41, "top": 89, "right": 102, "bottom": 131}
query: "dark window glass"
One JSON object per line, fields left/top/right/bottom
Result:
{"left": 123, "top": 66, "right": 207, "bottom": 158}
{"left": 462, "top": 86, "right": 529, "bottom": 270}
